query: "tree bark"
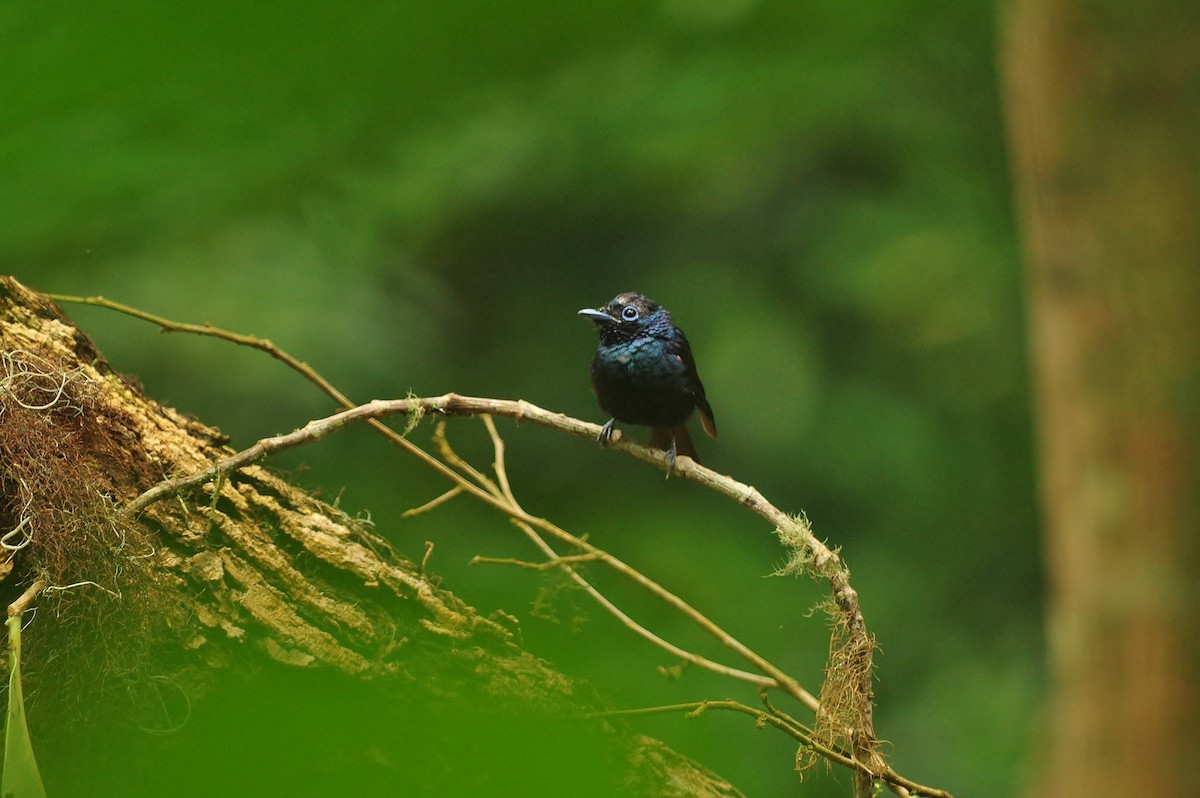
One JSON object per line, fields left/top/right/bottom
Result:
{"left": 1001, "top": 3, "right": 1200, "bottom": 797}
{"left": 0, "top": 276, "right": 742, "bottom": 797}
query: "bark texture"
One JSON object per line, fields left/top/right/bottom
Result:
{"left": 0, "top": 276, "right": 742, "bottom": 797}
{"left": 1001, "top": 3, "right": 1200, "bottom": 797}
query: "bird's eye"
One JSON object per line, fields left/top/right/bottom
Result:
{"left": 621, "top": 305, "right": 640, "bottom": 321}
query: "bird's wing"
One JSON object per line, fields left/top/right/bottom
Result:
{"left": 667, "top": 331, "right": 717, "bottom": 439}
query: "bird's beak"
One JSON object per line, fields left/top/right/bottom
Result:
{"left": 577, "top": 308, "right": 614, "bottom": 325}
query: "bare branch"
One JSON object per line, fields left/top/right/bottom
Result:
{"left": 7, "top": 579, "right": 46, "bottom": 618}
{"left": 52, "top": 292, "right": 939, "bottom": 798}
{"left": 402, "top": 487, "right": 464, "bottom": 518}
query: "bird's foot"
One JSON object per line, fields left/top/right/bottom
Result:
{"left": 597, "top": 418, "right": 616, "bottom": 446}
{"left": 664, "top": 436, "right": 677, "bottom": 476}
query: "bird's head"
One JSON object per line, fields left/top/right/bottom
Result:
{"left": 577, "top": 292, "right": 665, "bottom": 341}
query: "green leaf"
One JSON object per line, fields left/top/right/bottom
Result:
{"left": 3, "top": 615, "right": 48, "bottom": 798}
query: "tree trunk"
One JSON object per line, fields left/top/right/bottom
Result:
{"left": 1001, "top": 3, "right": 1200, "bottom": 797}
{"left": 0, "top": 276, "right": 742, "bottom": 797}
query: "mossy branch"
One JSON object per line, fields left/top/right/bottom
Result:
{"left": 51, "top": 290, "right": 947, "bottom": 798}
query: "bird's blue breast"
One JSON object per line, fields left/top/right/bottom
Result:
{"left": 590, "top": 334, "right": 695, "bottom": 427}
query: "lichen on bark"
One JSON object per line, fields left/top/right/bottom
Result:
{"left": 0, "top": 276, "right": 742, "bottom": 797}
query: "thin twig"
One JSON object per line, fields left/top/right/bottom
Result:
{"left": 43, "top": 580, "right": 122, "bottom": 599}
{"left": 50, "top": 293, "right": 494, "bottom": 526}
{"left": 7, "top": 579, "right": 46, "bottom": 617}
{"left": 511, "top": 516, "right": 785, "bottom": 691}
{"left": 47, "top": 294, "right": 350, "bottom": 404}
{"left": 470, "top": 553, "right": 604, "bottom": 570}
{"left": 402, "top": 487, "right": 464, "bottom": 518}
{"left": 594, "top": 700, "right": 938, "bottom": 798}
{"left": 431, "top": 420, "right": 502, "bottom": 498}
{"left": 419, "top": 541, "right": 436, "bottom": 576}
{"left": 481, "top": 415, "right": 520, "bottom": 509}
{"left": 591, "top": 700, "right": 864, "bottom": 770}
{"left": 474, "top": 415, "right": 798, "bottom": 695}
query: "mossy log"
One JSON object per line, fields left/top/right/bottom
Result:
{"left": 0, "top": 276, "right": 742, "bottom": 797}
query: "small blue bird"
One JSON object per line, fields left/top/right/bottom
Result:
{"left": 578, "top": 292, "right": 717, "bottom": 468}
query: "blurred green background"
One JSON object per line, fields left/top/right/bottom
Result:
{"left": 3, "top": 1, "right": 1040, "bottom": 795}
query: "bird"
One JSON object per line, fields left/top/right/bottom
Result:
{"left": 577, "top": 291, "right": 716, "bottom": 470}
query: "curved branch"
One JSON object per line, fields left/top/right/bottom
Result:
{"left": 52, "top": 292, "right": 924, "bottom": 797}
{"left": 120, "top": 394, "right": 892, "bottom": 781}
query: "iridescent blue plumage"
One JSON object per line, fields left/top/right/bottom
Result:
{"left": 578, "top": 292, "right": 717, "bottom": 469}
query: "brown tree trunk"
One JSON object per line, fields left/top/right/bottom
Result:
{"left": 0, "top": 276, "right": 742, "bottom": 797}
{"left": 1001, "top": 3, "right": 1200, "bottom": 797}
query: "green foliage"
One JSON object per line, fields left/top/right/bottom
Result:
{"left": 4, "top": 1, "right": 1038, "bottom": 796}
{"left": 3, "top": 616, "right": 48, "bottom": 798}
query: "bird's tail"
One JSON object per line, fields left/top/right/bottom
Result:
{"left": 650, "top": 425, "right": 699, "bottom": 465}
